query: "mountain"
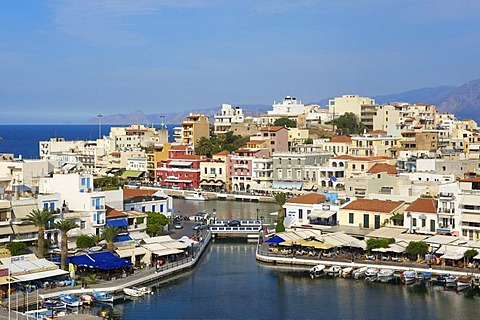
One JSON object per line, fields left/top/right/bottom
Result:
{"left": 437, "top": 79, "right": 480, "bottom": 119}
{"left": 373, "top": 86, "right": 456, "bottom": 105}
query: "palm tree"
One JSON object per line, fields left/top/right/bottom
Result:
{"left": 54, "top": 220, "right": 78, "bottom": 270}
{"left": 92, "top": 234, "right": 102, "bottom": 246}
{"left": 274, "top": 193, "right": 287, "bottom": 232}
{"left": 27, "top": 209, "right": 54, "bottom": 259}
{"left": 102, "top": 227, "right": 121, "bottom": 252}
{"left": 194, "top": 137, "right": 213, "bottom": 157}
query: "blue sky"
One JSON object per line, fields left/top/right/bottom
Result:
{"left": 1, "top": 0, "right": 480, "bottom": 124}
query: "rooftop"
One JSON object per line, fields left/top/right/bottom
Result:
{"left": 406, "top": 198, "right": 438, "bottom": 214}
{"left": 342, "top": 198, "right": 404, "bottom": 213}
{"left": 286, "top": 193, "right": 326, "bottom": 205}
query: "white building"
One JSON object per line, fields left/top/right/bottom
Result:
{"left": 214, "top": 104, "right": 245, "bottom": 134}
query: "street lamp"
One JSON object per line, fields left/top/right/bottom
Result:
{"left": 256, "top": 208, "right": 260, "bottom": 222}
{"left": 212, "top": 208, "right": 217, "bottom": 223}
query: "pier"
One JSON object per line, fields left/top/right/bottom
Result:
{"left": 210, "top": 220, "right": 263, "bottom": 238}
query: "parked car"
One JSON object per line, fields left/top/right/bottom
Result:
{"left": 174, "top": 221, "right": 183, "bottom": 229}
{"left": 225, "top": 220, "right": 241, "bottom": 227}
{"left": 193, "top": 223, "right": 208, "bottom": 230}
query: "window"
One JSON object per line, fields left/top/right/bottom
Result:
{"left": 299, "top": 209, "right": 303, "bottom": 220}
{"left": 422, "top": 218, "right": 426, "bottom": 228}
{"left": 80, "top": 221, "right": 86, "bottom": 229}
{"left": 152, "top": 205, "right": 156, "bottom": 212}
{"left": 160, "top": 204, "right": 164, "bottom": 212}
{"left": 413, "top": 218, "right": 417, "bottom": 227}
{"left": 349, "top": 212, "right": 354, "bottom": 224}
{"left": 142, "top": 206, "right": 146, "bottom": 213}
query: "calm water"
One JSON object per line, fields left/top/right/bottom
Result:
{"left": 81, "top": 200, "right": 480, "bottom": 320}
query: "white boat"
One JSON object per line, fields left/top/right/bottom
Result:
{"left": 327, "top": 265, "right": 342, "bottom": 275}
{"left": 133, "top": 286, "right": 153, "bottom": 295}
{"left": 377, "top": 269, "right": 395, "bottom": 278}
{"left": 309, "top": 264, "right": 326, "bottom": 278}
{"left": 123, "top": 287, "right": 145, "bottom": 297}
{"left": 80, "top": 293, "right": 95, "bottom": 306}
{"left": 401, "top": 270, "right": 417, "bottom": 284}
{"left": 353, "top": 267, "right": 368, "bottom": 279}
{"left": 365, "top": 268, "right": 379, "bottom": 277}
{"left": 184, "top": 192, "right": 207, "bottom": 201}
{"left": 58, "top": 294, "right": 82, "bottom": 307}
{"left": 456, "top": 275, "right": 473, "bottom": 288}
{"left": 341, "top": 267, "right": 353, "bottom": 277}
{"left": 91, "top": 290, "right": 114, "bottom": 303}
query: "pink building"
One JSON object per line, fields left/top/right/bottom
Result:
{"left": 228, "top": 148, "right": 270, "bottom": 192}
{"left": 258, "top": 126, "right": 289, "bottom": 153}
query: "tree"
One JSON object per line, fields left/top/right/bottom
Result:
{"left": 304, "top": 138, "right": 314, "bottom": 144}
{"left": 274, "top": 193, "right": 287, "bottom": 233}
{"left": 146, "top": 212, "right": 169, "bottom": 237}
{"left": 27, "top": 209, "right": 54, "bottom": 259}
{"left": 195, "top": 137, "right": 214, "bottom": 157}
{"left": 7, "top": 242, "right": 26, "bottom": 256}
{"left": 102, "top": 227, "right": 121, "bottom": 252}
{"left": 464, "top": 249, "right": 478, "bottom": 264}
{"left": 366, "top": 238, "right": 395, "bottom": 251}
{"left": 54, "top": 220, "right": 78, "bottom": 270}
{"left": 327, "top": 112, "right": 365, "bottom": 135}
{"left": 405, "top": 241, "right": 429, "bottom": 261}
{"left": 76, "top": 235, "right": 96, "bottom": 248}
{"left": 273, "top": 117, "right": 296, "bottom": 128}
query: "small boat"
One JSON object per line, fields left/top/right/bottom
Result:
{"left": 456, "top": 275, "right": 473, "bottom": 288}
{"left": 353, "top": 267, "right": 368, "bottom": 279}
{"left": 377, "top": 269, "right": 395, "bottom": 278}
{"left": 401, "top": 270, "right": 417, "bottom": 284}
{"left": 436, "top": 274, "right": 457, "bottom": 286}
{"left": 184, "top": 192, "right": 207, "bottom": 201}
{"left": 42, "top": 300, "right": 67, "bottom": 310}
{"left": 123, "top": 287, "right": 145, "bottom": 297}
{"left": 59, "top": 294, "right": 82, "bottom": 307}
{"left": 80, "top": 293, "right": 95, "bottom": 306}
{"left": 341, "top": 267, "right": 353, "bottom": 277}
{"left": 91, "top": 290, "right": 114, "bottom": 303}
{"left": 309, "top": 264, "right": 326, "bottom": 278}
{"left": 43, "top": 311, "right": 66, "bottom": 319}
{"left": 418, "top": 272, "right": 432, "bottom": 281}
{"left": 327, "top": 265, "right": 342, "bottom": 275}
{"left": 365, "top": 268, "right": 379, "bottom": 277}
{"left": 133, "top": 286, "right": 153, "bottom": 295}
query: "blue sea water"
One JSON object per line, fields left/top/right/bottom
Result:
{"left": 0, "top": 124, "right": 177, "bottom": 159}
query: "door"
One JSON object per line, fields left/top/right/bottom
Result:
{"left": 363, "top": 214, "right": 369, "bottom": 229}
{"left": 374, "top": 215, "right": 381, "bottom": 229}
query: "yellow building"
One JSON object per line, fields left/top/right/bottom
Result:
{"left": 339, "top": 198, "right": 405, "bottom": 229}
{"left": 182, "top": 114, "right": 210, "bottom": 147}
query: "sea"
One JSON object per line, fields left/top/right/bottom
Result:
{"left": 2, "top": 125, "right": 480, "bottom": 319}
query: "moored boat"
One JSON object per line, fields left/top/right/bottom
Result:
{"left": 42, "top": 300, "right": 67, "bottom": 310}
{"left": 418, "top": 272, "right": 432, "bottom": 281}
{"left": 184, "top": 192, "right": 207, "bottom": 201}
{"left": 123, "top": 287, "right": 145, "bottom": 297}
{"left": 59, "top": 294, "right": 82, "bottom": 307}
{"left": 92, "top": 290, "right": 114, "bottom": 303}
{"left": 353, "top": 267, "right": 368, "bottom": 279}
{"left": 377, "top": 269, "right": 395, "bottom": 278}
{"left": 341, "top": 267, "right": 353, "bottom": 277}
{"left": 456, "top": 275, "right": 473, "bottom": 288}
{"left": 80, "top": 293, "right": 95, "bottom": 306}
{"left": 309, "top": 264, "right": 326, "bottom": 278}
{"left": 401, "top": 270, "right": 417, "bottom": 284}
{"left": 327, "top": 265, "right": 342, "bottom": 275}
{"left": 365, "top": 268, "right": 379, "bottom": 277}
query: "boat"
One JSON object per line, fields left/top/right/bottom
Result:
{"left": 309, "top": 264, "right": 326, "bottom": 278}
{"left": 377, "top": 269, "right": 395, "bottom": 278}
{"left": 123, "top": 287, "right": 145, "bottom": 297}
{"left": 133, "top": 286, "right": 153, "bottom": 295}
{"left": 401, "top": 270, "right": 417, "bottom": 284}
{"left": 365, "top": 268, "right": 379, "bottom": 277}
{"left": 418, "top": 272, "right": 432, "bottom": 281}
{"left": 42, "top": 300, "right": 67, "bottom": 310}
{"left": 353, "top": 267, "right": 368, "bottom": 279}
{"left": 184, "top": 192, "right": 207, "bottom": 201}
{"left": 80, "top": 293, "right": 95, "bottom": 306}
{"left": 91, "top": 290, "right": 114, "bottom": 303}
{"left": 436, "top": 274, "right": 457, "bottom": 286}
{"left": 456, "top": 275, "right": 473, "bottom": 288}
{"left": 59, "top": 294, "right": 82, "bottom": 307}
{"left": 341, "top": 267, "right": 353, "bottom": 277}
{"left": 327, "top": 265, "right": 341, "bottom": 275}
{"left": 43, "top": 311, "right": 66, "bottom": 319}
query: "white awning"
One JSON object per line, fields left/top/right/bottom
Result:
{"left": 12, "top": 224, "right": 38, "bottom": 234}
{"left": 115, "top": 247, "right": 147, "bottom": 258}
{"left": 441, "top": 252, "right": 464, "bottom": 260}
{"left": 462, "top": 213, "right": 480, "bottom": 223}
{"left": 151, "top": 248, "right": 183, "bottom": 256}
{"left": 0, "top": 226, "right": 12, "bottom": 235}
{"left": 308, "top": 210, "right": 335, "bottom": 219}
{"left": 14, "top": 269, "right": 69, "bottom": 282}
{"left": 169, "top": 161, "right": 193, "bottom": 167}
{"left": 12, "top": 205, "right": 38, "bottom": 219}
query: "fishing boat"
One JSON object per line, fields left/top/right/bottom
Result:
{"left": 401, "top": 270, "right": 417, "bottom": 284}
{"left": 377, "top": 269, "right": 395, "bottom": 278}
{"left": 327, "top": 265, "right": 342, "bottom": 275}
{"left": 123, "top": 287, "right": 145, "bottom": 297}
{"left": 43, "top": 311, "right": 66, "bottom": 319}
{"left": 418, "top": 272, "right": 432, "bottom": 281}
{"left": 184, "top": 192, "right": 207, "bottom": 201}
{"left": 59, "top": 294, "right": 82, "bottom": 307}
{"left": 133, "top": 286, "right": 153, "bottom": 295}
{"left": 80, "top": 293, "right": 95, "bottom": 306}
{"left": 353, "top": 267, "right": 368, "bottom": 279}
{"left": 42, "top": 300, "right": 67, "bottom": 310}
{"left": 436, "top": 274, "right": 457, "bottom": 286}
{"left": 341, "top": 267, "right": 353, "bottom": 277}
{"left": 365, "top": 268, "right": 379, "bottom": 277}
{"left": 456, "top": 275, "right": 473, "bottom": 288}
{"left": 92, "top": 290, "right": 114, "bottom": 303}
{"left": 309, "top": 264, "right": 326, "bottom": 278}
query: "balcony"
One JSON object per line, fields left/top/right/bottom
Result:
{"left": 234, "top": 164, "right": 249, "bottom": 169}
{"left": 438, "top": 208, "right": 455, "bottom": 215}
{"left": 92, "top": 219, "right": 105, "bottom": 227}
{"left": 439, "top": 192, "right": 454, "bottom": 200}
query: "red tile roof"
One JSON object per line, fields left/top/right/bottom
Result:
{"left": 106, "top": 206, "right": 127, "bottom": 218}
{"left": 460, "top": 177, "right": 480, "bottom": 183}
{"left": 367, "top": 163, "right": 397, "bottom": 175}
{"left": 259, "top": 126, "right": 285, "bottom": 132}
{"left": 342, "top": 199, "right": 404, "bottom": 213}
{"left": 286, "top": 193, "right": 326, "bottom": 205}
{"left": 214, "top": 150, "right": 229, "bottom": 156}
{"left": 123, "top": 188, "right": 157, "bottom": 199}
{"left": 406, "top": 198, "right": 437, "bottom": 214}
{"left": 329, "top": 136, "right": 352, "bottom": 143}
{"left": 366, "top": 130, "right": 387, "bottom": 135}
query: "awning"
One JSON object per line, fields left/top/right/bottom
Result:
{"left": 441, "top": 252, "right": 464, "bottom": 260}
{"left": 14, "top": 269, "right": 69, "bottom": 282}
{"left": 152, "top": 248, "right": 183, "bottom": 256}
{"left": 164, "top": 179, "right": 192, "bottom": 183}
{"left": 107, "top": 219, "right": 128, "bottom": 227}
{"left": 0, "top": 226, "right": 13, "bottom": 236}
{"left": 308, "top": 210, "right": 335, "bottom": 219}
{"left": 12, "top": 204, "right": 38, "bottom": 219}
{"left": 272, "top": 181, "right": 303, "bottom": 190}
{"left": 121, "top": 170, "right": 144, "bottom": 178}
{"left": 462, "top": 214, "right": 480, "bottom": 223}
{"left": 265, "top": 236, "right": 285, "bottom": 244}
{"left": 302, "top": 182, "right": 314, "bottom": 191}
{"left": 67, "top": 252, "right": 132, "bottom": 270}
{"left": 169, "top": 161, "right": 193, "bottom": 167}
{"left": 115, "top": 247, "right": 147, "bottom": 258}
{"left": 12, "top": 224, "right": 37, "bottom": 234}
{"left": 114, "top": 235, "right": 132, "bottom": 242}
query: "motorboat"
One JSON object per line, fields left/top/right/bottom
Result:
{"left": 80, "top": 293, "right": 95, "bottom": 306}
{"left": 309, "top": 264, "right": 326, "bottom": 278}
{"left": 327, "top": 265, "right": 342, "bottom": 275}
{"left": 436, "top": 274, "right": 457, "bottom": 286}
{"left": 133, "top": 286, "right": 153, "bottom": 295}
{"left": 401, "top": 270, "right": 417, "bottom": 284}
{"left": 43, "top": 311, "right": 66, "bottom": 319}
{"left": 341, "top": 267, "right": 353, "bottom": 277}
{"left": 377, "top": 269, "right": 395, "bottom": 278}
{"left": 418, "top": 272, "right": 432, "bottom": 281}
{"left": 365, "top": 268, "right": 379, "bottom": 277}
{"left": 456, "top": 275, "right": 473, "bottom": 288}
{"left": 123, "top": 287, "right": 145, "bottom": 297}
{"left": 92, "top": 290, "right": 114, "bottom": 303}
{"left": 353, "top": 267, "right": 368, "bottom": 279}
{"left": 184, "top": 192, "right": 207, "bottom": 201}
{"left": 42, "top": 300, "right": 67, "bottom": 310}
{"left": 59, "top": 294, "right": 82, "bottom": 307}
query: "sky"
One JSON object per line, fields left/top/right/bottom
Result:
{"left": 1, "top": 0, "right": 480, "bottom": 124}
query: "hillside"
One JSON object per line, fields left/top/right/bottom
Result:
{"left": 437, "top": 79, "right": 480, "bottom": 119}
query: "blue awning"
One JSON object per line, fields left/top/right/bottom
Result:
{"left": 265, "top": 235, "right": 285, "bottom": 243}
{"left": 67, "top": 252, "right": 132, "bottom": 270}
{"left": 107, "top": 219, "right": 128, "bottom": 227}
{"left": 115, "top": 235, "right": 133, "bottom": 242}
